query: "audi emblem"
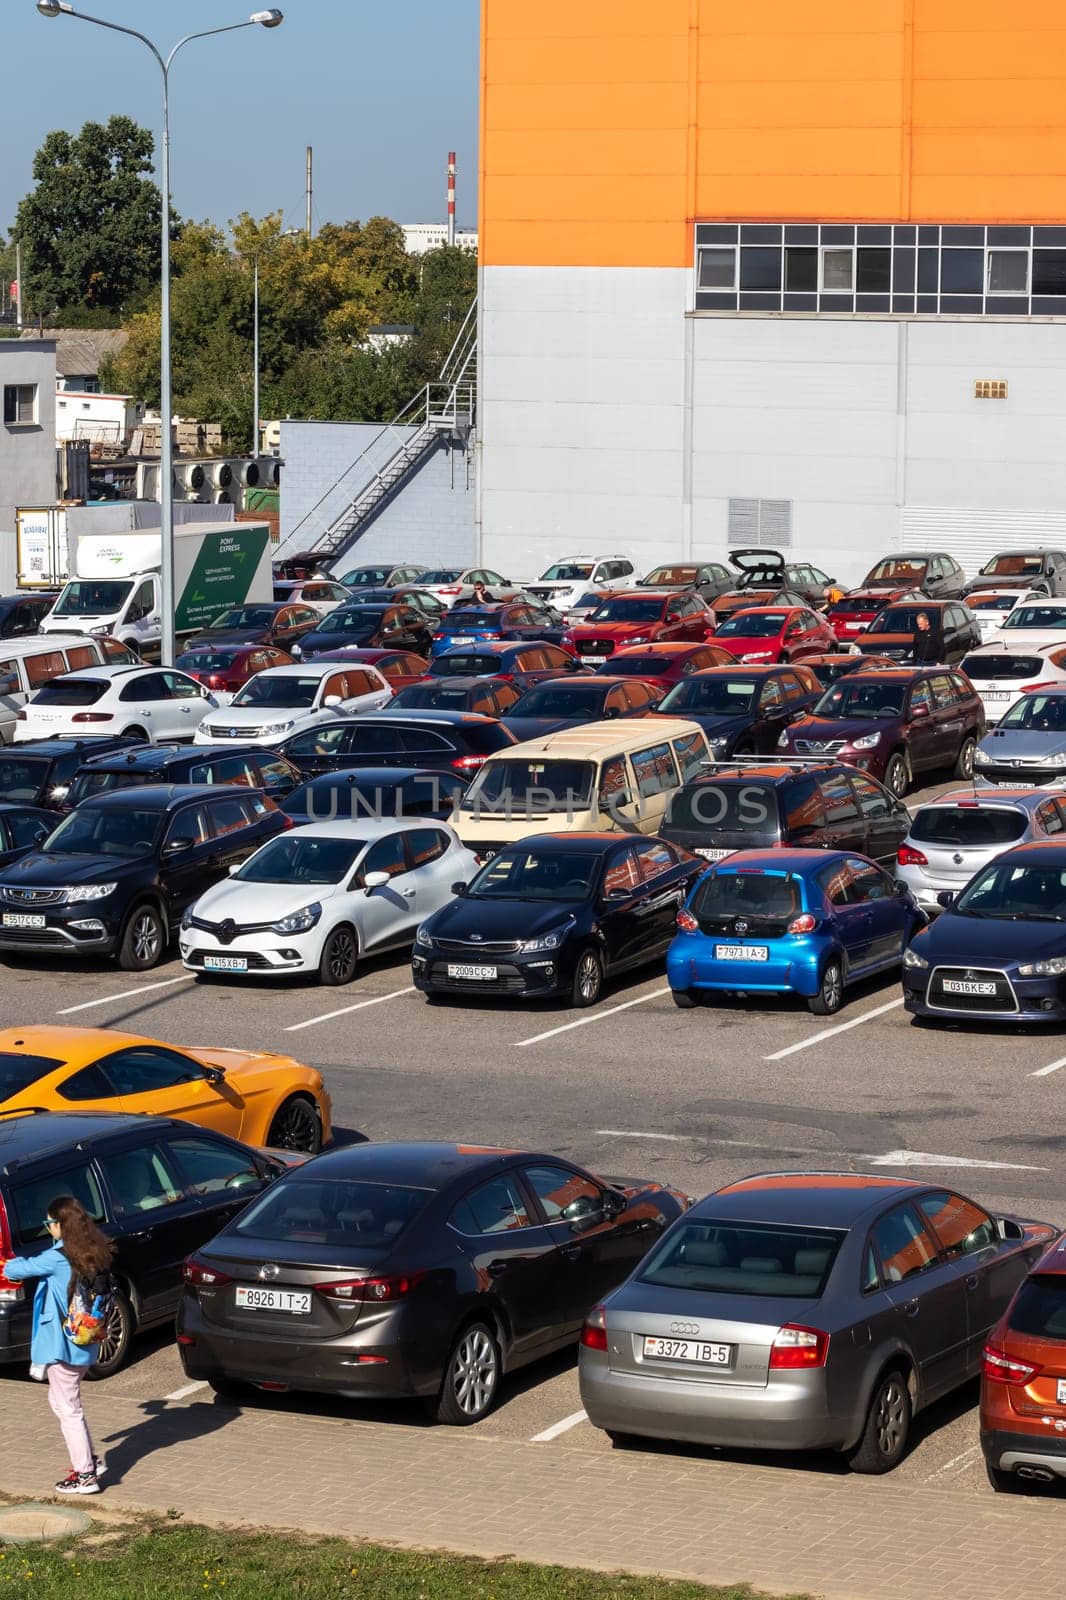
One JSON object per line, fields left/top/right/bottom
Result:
{"left": 670, "top": 1320, "right": 699, "bottom": 1336}
{"left": 257, "top": 1263, "right": 280, "bottom": 1281}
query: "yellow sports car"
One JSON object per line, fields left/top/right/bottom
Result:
{"left": 0, "top": 1026, "right": 331, "bottom": 1152}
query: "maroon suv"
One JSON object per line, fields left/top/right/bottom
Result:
{"left": 777, "top": 666, "right": 986, "bottom": 796}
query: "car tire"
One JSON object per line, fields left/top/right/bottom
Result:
{"left": 883, "top": 751, "right": 909, "bottom": 797}
{"left": 606, "top": 1430, "right": 641, "bottom": 1449}
{"left": 808, "top": 958, "right": 843, "bottom": 1016}
{"left": 423, "top": 991, "right": 452, "bottom": 1006}
{"left": 435, "top": 1319, "right": 501, "bottom": 1425}
{"left": 207, "top": 1374, "right": 251, "bottom": 1402}
{"left": 85, "top": 1286, "right": 133, "bottom": 1379}
{"left": 266, "top": 1093, "right": 322, "bottom": 1153}
{"left": 954, "top": 735, "right": 977, "bottom": 779}
{"left": 121, "top": 725, "right": 149, "bottom": 742}
{"left": 847, "top": 1367, "right": 911, "bottom": 1474}
{"left": 118, "top": 902, "right": 166, "bottom": 971}
{"left": 672, "top": 989, "right": 696, "bottom": 1009}
{"left": 570, "top": 947, "right": 604, "bottom": 1008}
{"left": 317, "top": 923, "right": 358, "bottom": 986}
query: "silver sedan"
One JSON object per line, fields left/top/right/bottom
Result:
{"left": 895, "top": 785, "right": 1062, "bottom": 912}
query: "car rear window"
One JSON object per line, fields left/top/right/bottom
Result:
{"left": 961, "top": 653, "right": 1046, "bottom": 680}
{"left": 667, "top": 782, "right": 780, "bottom": 836}
{"left": 66, "top": 769, "right": 148, "bottom": 805}
{"left": 230, "top": 1176, "right": 432, "bottom": 1256}
{"left": 0, "top": 755, "right": 49, "bottom": 802}
{"left": 691, "top": 869, "right": 799, "bottom": 931}
{"left": 910, "top": 806, "right": 1029, "bottom": 848}
{"left": 1007, "top": 1274, "right": 1066, "bottom": 1340}
{"left": 638, "top": 1220, "right": 844, "bottom": 1298}
{"left": 30, "top": 679, "right": 108, "bottom": 706}
{"left": 432, "top": 654, "right": 499, "bottom": 677}
{"left": 0, "top": 1050, "right": 64, "bottom": 1101}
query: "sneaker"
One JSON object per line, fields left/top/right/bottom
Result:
{"left": 55, "top": 1471, "right": 100, "bottom": 1496}
{"left": 94, "top": 1457, "right": 106, "bottom": 1478}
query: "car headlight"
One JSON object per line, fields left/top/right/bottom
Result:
{"left": 181, "top": 907, "right": 194, "bottom": 930}
{"left": 290, "top": 644, "right": 302, "bottom": 658}
{"left": 740, "top": 651, "right": 773, "bottom": 662}
{"left": 520, "top": 928, "right": 567, "bottom": 953}
{"left": 707, "top": 735, "right": 731, "bottom": 753}
{"left": 63, "top": 883, "right": 117, "bottom": 903}
{"left": 415, "top": 924, "right": 433, "bottom": 948}
{"left": 902, "top": 946, "right": 928, "bottom": 970}
{"left": 626, "top": 635, "right": 649, "bottom": 645}
{"left": 851, "top": 732, "right": 881, "bottom": 751}
{"left": 974, "top": 748, "right": 991, "bottom": 764}
{"left": 1046, "top": 752, "right": 1066, "bottom": 769}
{"left": 777, "top": 731, "right": 790, "bottom": 749}
{"left": 259, "top": 720, "right": 296, "bottom": 737}
{"left": 1018, "top": 956, "right": 1066, "bottom": 976}
{"left": 272, "top": 901, "right": 321, "bottom": 934}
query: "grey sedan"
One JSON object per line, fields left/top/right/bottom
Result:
{"left": 578, "top": 1172, "right": 1056, "bottom": 1473}
{"left": 895, "top": 785, "right": 1062, "bottom": 912}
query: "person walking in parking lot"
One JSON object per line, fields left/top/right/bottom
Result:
{"left": 472, "top": 580, "right": 496, "bottom": 604}
{"left": 911, "top": 610, "right": 937, "bottom": 665}
{"left": 0, "top": 1195, "right": 115, "bottom": 1495}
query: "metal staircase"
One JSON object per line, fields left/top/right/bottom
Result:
{"left": 291, "top": 298, "right": 477, "bottom": 560}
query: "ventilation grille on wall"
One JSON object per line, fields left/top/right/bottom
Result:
{"left": 727, "top": 498, "right": 793, "bottom": 548}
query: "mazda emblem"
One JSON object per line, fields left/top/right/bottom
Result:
{"left": 670, "top": 1320, "right": 698, "bottom": 1336}
{"left": 258, "top": 1263, "right": 280, "bottom": 1281}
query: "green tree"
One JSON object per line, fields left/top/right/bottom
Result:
{"left": 15, "top": 115, "right": 167, "bottom": 317}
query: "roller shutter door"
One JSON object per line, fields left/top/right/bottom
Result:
{"left": 901, "top": 506, "right": 1066, "bottom": 578}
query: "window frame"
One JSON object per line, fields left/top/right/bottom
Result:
{"left": 3, "top": 383, "right": 38, "bottom": 426}
{"left": 987, "top": 246, "right": 1030, "bottom": 296}
{"left": 697, "top": 244, "right": 738, "bottom": 291}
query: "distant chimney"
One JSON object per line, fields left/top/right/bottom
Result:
{"left": 447, "top": 151, "right": 456, "bottom": 248}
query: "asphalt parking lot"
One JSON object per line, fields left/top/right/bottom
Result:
{"left": 1, "top": 774, "right": 1063, "bottom": 1507}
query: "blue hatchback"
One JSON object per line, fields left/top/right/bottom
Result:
{"left": 666, "top": 848, "right": 924, "bottom": 1015}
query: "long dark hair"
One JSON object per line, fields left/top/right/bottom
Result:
{"left": 48, "top": 1195, "right": 115, "bottom": 1290}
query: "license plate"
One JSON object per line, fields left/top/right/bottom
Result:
{"left": 203, "top": 954, "right": 249, "bottom": 973}
{"left": 983, "top": 691, "right": 1011, "bottom": 701}
{"left": 715, "top": 944, "right": 768, "bottom": 961}
{"left": 1057, "top": 1380, "right": 1066, "bottom": 1404}
{"left": 447, "top": 963, "right": 498, "bottom": 980}
{"left": 447, "top": 635, "right": 475, "bottom": 645}
{"left": 942, "top": 978, "right": 997, "bottom": 995}
{"left": 2, "top": 913, "right": 45, "bottom": 929}
{"left": 643, "top": 1336, "right": 732, "bottom": 1366}
{"left": 580, "top": 653, "right": 605, "bottom": 664}
{"left": 234, "top": 1286, "right": 311, "bottom": 1314}
{"left": 696, "top": 848, "right": 733, "bottom": 861}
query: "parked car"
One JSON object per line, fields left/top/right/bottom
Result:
{"left": 729, "top": 550, "right": 841, "bottom": 608}
{"left": 357, "top": 588, "right": 450, "bottom": 624}
{"left": 281, "top": 768, "right": 470, "bottom": 827}
{"left": 778, "top": 667, "right": 985, "bottom": 797}
{"left": 272, "top": 579, "right": 353, "bottom": 615}
{"left": 859, "top": 552, "right": 968, "bottom": 600}
{"left": 855, "top": 599, "right": 981, "bottom": 665}
{"left": 193, "top": 663, "right": 392, "bottom": 747}
{"left": 500, "top": 676, "right": 662, "bottom": 743}
{"left": 182, "top": 817, "right": 478, "bottom": 985}
{"left": 654, "top": 664, "right": 823, "bottom": 760}
{"left": 974, "top": 688, "right": 1066, "bottom": 784}
{"left": 273, "top": 711, "right": 518, "bottom": 779}
{"left": 426, "top": 641, "right": 582, "bottom": 692}
{"left": 311, "top": 647, "right": 428, "bottom": 690}
{"left": 292, "top": 604, "right": 434, "bottom": 661}
{"left": 273, "top": 553, "right": 331, "bottom": 582}
{"left": 0, "top": 1024, "right": 329, "bottom": 1151}
{"left": 595, "top": 642, "right": 736, "bottom": 690}
{"left": 896, "top": 787, "right": 1060, "bottom": 913}
{"left": 0, "top": 1110, "right": 311, "bottom": 1376}
{"left": 429, "top": 601, "right": 571, "bottom": 657}
{"left": 0, "top": 803, "right": 53, "bottom": 866}
{"left": 661, "top": 761, "right": 909, "bottom": 868}
{"left": 579, "top": 1171, "right": 1055, "bottom": 1471}
{"left": 637, "top": 563, "right": 737, "bottom": 602}
{"left": 963, "top": 589, "right": 1026, "bottom": 642}
{"left": 390, "top": 677, "right": 523, "bottom": 717}
{"left": 176, "top": 1140, "right": 688, "bottom": 1420}
{"left": 15, "top": 666, "right": 217, "bottom": 746}
{"left": 566, "top": 591, "right": 713, "bottom": 664}
{"left": 825, "top": 589, "right": 899, "bottom": 641}
{"left": 185, "top": 603, "right": 323, "bottom": 653}
{"left": 982, "top": 1234, "right": 1066, "bottom": 1491}
{"left": 525, "top": 557, "right": 636, "bottom": 613}
{"left": 963, "top": 550, "right": 1066, "bottom": 600}
{"left": 0, "top": 592, "right": 59, "bottom": 638}
{"left": 958, "top": 643, "right": 1066, "bottom": 726}
{"left": 416, "top": 568, "right": 525, "bottom": 604}
{"left": 0, "top": 783, "right": 288, "bottom": 969}
{"left": 175, "top": 643, "right": 295, "bottom": 697}
{"left": 983, "top": 598, "right": 1066, "bottom": 651}
{"left": 710, "top": 605, "right": 837, "bottom": 664}
{"left": 63, "top": 742, "right": 303, "bottom": 811}
{"left": 902, "top": 840, "right": 1066, "bottom": 1022}
{"left": 334, "top": 563, "right": 426, "bottom": 591}
{"left": 414, "top": 832, "right": 706, "bottom": 1007}
{"left": 708, "top": 587, "right": 809, "bottom": 624}
{"left": 803, "top": 652, "right": 899, "bottom": 688}
{"left": 0, "top": 736, "right": 141, "bottom": 809}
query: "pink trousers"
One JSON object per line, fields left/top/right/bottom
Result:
{"left": 46, "top": 1361, "right": 96, "bottom": 1475}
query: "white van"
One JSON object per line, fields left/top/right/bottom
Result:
{"left": 0, "top": 635, "right": 138, "bottom": 744}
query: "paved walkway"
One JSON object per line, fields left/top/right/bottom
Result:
{"left": 1, "top": 1384, "right": 1064, "bottom": 1600}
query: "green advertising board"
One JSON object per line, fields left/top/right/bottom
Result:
{"left": 173, "top": 525, "right": 271, "bottom": 633}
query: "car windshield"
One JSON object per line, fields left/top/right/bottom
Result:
{"left": 509, "top": 685, "right": 608, "bottom": 717}
{"left": 232, "top": 676, "right": 320, "bottom": 708}
{"left": 867, "top": 559, "right": 929, "bottom": 583}
{"left": 341, "top": 569, "right": 390, "bottom": 587}
{"left": 467, "top": 847, "right": 599, "bottom": 900}
{"left": 321, "top": 609, "right": 387, "bottom": 632}
{"left": 177, "top": 650, "right": 240, "bottom": 671}
{"left": 1006, "top": 1274, "right": 1066, "bottom": 1339}
{"left": 967, "top": 594, "right": 1019, "bottom": 612}
{"left": 570, "top": 591, "right": 603, "bottom": 611}
{"left": 807, "top": 659, "right": 856, "bottom": 686}
{"left": 65, "top": 769, "right": 147, "bottom": 806}
{"left": 422, "top": 569, "right": 463, "bottom": 584}
{"left": 0, "top": 756, "right": 49, "bottom": 802}
{"left": 29, "top": 679, "right": 108, "bottom": 707}
{"left": 235, "top": 833, "right": 366, "bottom": 884}
{"left": 1002, "top": 605, "right": 1066, "bottom": 631}
{"left": 431, "top": 653, "right": 499, "bottom": 677}
{"left": 642, "top": 566, "right": 696, "bottom": 585}
{"left": 284, "top": 779, "right": 448, "bottom": 821}
{"left": 997, "top": 693, "right": 1066, "bottom": 730}
{"left": 540, "top": 563, "right": 592, "bottom": 581}
{"left": 814, "top": 680, "right": 906, "bottom": 719}
{"left": 391, "top": 684, "right": 474, "bottom": 708}
{"left": 230, "top": 1176, "right": 432, "bottom": 1256}
{"left": 961, "top": 653, "right": 1047, "bottom": 681}
{"left": 715, "top": 612, "right": 788, "bottom": 638}
{"left": 658, "top": 677, "right": 758, "bottom": 715}
{"left": 637, "top": 1220, "right": 844, "bottom": 1298}
{"left": 910, "top": 806, "right": 1029, "bottom": 848}
{"left": 868, "top": 607, "right": 937, "bottom": 634}
{"left": 587, "top": 598, "right": 664, "bottom": 622}
{"left": 0, "top": 1051, "right": 64, "bottom": 1103}
{"left": 692, "top": 870, "right": 799, "bottom": 923}
{"left": 956, "top": 860, "right": 1066, "bottom": 919}
{"left": 210, "top": 607, "right": 276, "bottom": 629}
{"left": 43, "top": 804, "right": 162, "bottom": 858}
{"left": 462, "top": 759, "right": 594, "bottom": 813}
{"left": 981, "top": 555, "right": 1045, "bottom": 577}
{"left": 53, "top": 580, "right": 132, "bottom": 617}
{"left": 826, "top": 597, "right": 885, "bottom": 616}
{"left": 603, "top": 656, "right": 667, "bottom": 676}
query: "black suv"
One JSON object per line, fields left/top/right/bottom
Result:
{"left": 652, "top": 664, "right": 822, "bottom": 759}
{"left": 660, "top": 760, "right": 910, "bottom": 868}
{"left": 275, "top": 711, "right": 519, "bottom": 778}
{"left": 0, "top": 593, "right": 58, "bottom": 637}
{"left": 0, "top": 1109, "right": 299, "bottom": 1376}
{"left": 0, "top": 736, "right": 142, "bottom": 810}
{"left": 0, "top": 784, "right": 287, "bottom": 969}
{"left": 64, "top": 743, "right": 302, "bottom": 811}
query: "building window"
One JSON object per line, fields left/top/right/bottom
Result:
{"left": 1033, "top": 250, "right": 1066, "bottom": 296}
{"left": 987, "top": 250, "right": 1029, "bottom": 294}
{"left": 821, "top": 248, "right": 853, "bottom": 291}
{"left": 3, "top": 384, "right": 37, "bottom": 426}
{"left": 856, "top": 248, "right": 891, "bottom": 292}
{"left": 784, "top": 247, "right": 817, "bottom": 291}
{"left": 697, "top": 246, "right": 736, "bottom": 289}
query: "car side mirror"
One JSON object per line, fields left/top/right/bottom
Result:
{"left": 227, "top": 862, "right": 241, "bottom": 876}
{"left": 163, "top": 835, "right": 195, "bottom": 856}
{"left": 323, "top": 694, "right": 343, "bottom": 708}
{"left": 603, "top": 706, "right": 619, "bottom": 719}
{"left": 363, "top": 870, "right": 390, "bottom": 890}
{"left": 997, "top": 1216, "right": 1025, "bottom": 1241}
{"left": 936, "top": 889, "right": 956, "bottom": 908}
{"left": 911, "top": 703, "right": 930, "bottom": 719}
{"left": 451, "top": 880, "right": 468, "bottom": 896}
{"left": 202, "top": 1064, "right": 226, "bottom": 1085}
{"left": 895, "top": 879, "right": 911, "bottom": 897}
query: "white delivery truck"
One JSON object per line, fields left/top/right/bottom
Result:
{"left": 40, "top": 521, "right": 273, "bottom": 658}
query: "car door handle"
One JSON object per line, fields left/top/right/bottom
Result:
{"left": 965, "top": 1274, "right": 980, "bottom": 1291}
{"left": 127, "top": 1228, "right": 154, "bottom": 1241}
{"left": 487, "top": 1260, "right": 511, "bottom": 1277}
{"left": 400, "top": 887, "right": 416, "bottom": 898}
{"left": 561, "top": 1244, "right": 582, "bottom": 1261}
{"left": 903, "top": 1298, "right": 920, "bottom": 1317}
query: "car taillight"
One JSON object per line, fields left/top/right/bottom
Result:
{"left": 787, "top": 913, "right": 817, "bottom": 934}
{"left": 676, "top": 908, "right": 698, "bottom": 932}
{"left": 982, "top": 1344, "right": 1042, "bottom": 1385}
{"left": 206, "top": 674, "right": 226, "bottom": 690}
{"left": 14, "top": 709, "right": 25, "bottom": 721}
{"left": 1020, "top": 682, "right": 1054, "bottom": 693}
{"left": 438, "top": 586, "right": 463, "bottom": 595}
{"left": 580, "top": 1304, "right": 608, "bottom": 1350}
{"left": 897, "top": 844, "right": 928, "bottom": 867}
{"left": 279, "top": 814, "right": 296, "bottom": 829}
{"left": 182, "top": 1258, "right": 233, "bottom": 1287}
{"left": 452, "top": 754, "right": 485, "bottom": 771}
{"left": 769, "top": 1324, "right": 829, "bottom": 1369}
{"left": 313, "top": 1273, "right": 424, "bottom": 1302}
{"left": 71, "top": 712, "right": 113, "bottom": 723}
{"left": 0, "top": 1195, "right": 22, "bottom": 1302}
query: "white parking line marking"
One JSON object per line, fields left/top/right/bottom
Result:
{"left": 284, "top": 986, "right": 415, "bottom": 1032}
{"left": 1032, "top": 1055, "right": 1066, "bottom": 1078}
{"left": 514, "top": 988, "right": 668, "bottom": 1048}
{"left": 864, "top": 1149, "right": 1046, "bottom": 1172}
{"left": 598, "top": 1133, "right": 1046, "bottom": 1172}
{"left": 164, "top": 1381, "right": 207, "bottom": 1402}
{"left": 764, "top": 997, "right": 904, "bottom": 1061}
{"left": 596, "top": 1129, "right": 687, "bottom": 1143}
{"left": 925, "top": 1444, "right": 980, "bottom": 1481}
{"left": 58, "top": 975, "right": 194, "bottom": 1014}
{"left": 531, "top": 1409, "right": 587, "bottom": 1442}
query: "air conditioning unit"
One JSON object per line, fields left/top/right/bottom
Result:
{"left": 261, "top": 419, "right": 282, "bottom": 454}
{"left": 210, "top": 461, "right": 233, "bottom": 488}
{"left": 136, "top": 462, "right": 160, "bottom": 501}
{"left": 182, "top": 463, "right": 205, "bottom": 491}
{"left": 239, "top": 459, "right": 260, "bottom": 487}
{"left": 214, "top": 488, "right": 232, "bottom": 505}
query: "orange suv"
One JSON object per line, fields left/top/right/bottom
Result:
{"left": 981, "top": 1234, "right": 1066, "bottom": 1491}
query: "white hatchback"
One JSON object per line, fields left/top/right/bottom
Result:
{"left": 985, "top": 598, "right": 1066, "bottom": 652}
{"left": 180, "top": 816, "right": 478, "bottom": 983}
{"left": 14, "top": 665, "right": 216, "bottom": 744}
{"left": 193, "top": 662, "right": 391, "bottom": 745}
{"left": 959, "top": 641, "right": 1066, "bottom": 723}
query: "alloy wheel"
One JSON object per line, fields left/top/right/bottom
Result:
{"left": 576, "top": 951, "right": 601, "bottom": 1004}
{"left": 451, "top": 1327, "right": 498, "bottom": 1417}
{"left": 875, "top": 1376, "right": 907, "bottom": 1457}
{"left": 326, "top": 928, "right": 357, "bottom": 982}
{"left": 268, "top": 1097, "right": 320, "bottom": 1153}
{"left": 131, "top": 911, "right": 161, "bottom": 965}
{"left": 822, "top": 963, "right": 842, "bottom": 1012}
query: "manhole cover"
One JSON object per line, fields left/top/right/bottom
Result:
{"left": 0, "top": 1503, "right": 93, "bottom": 1544}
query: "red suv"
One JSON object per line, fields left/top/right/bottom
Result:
{"left": 710, "top": 605, "right": 836, "bottom": 664}
{"left": 982, "top": 1234, "right": 1066, "bottom": 1492}
{"left": 565, "top": 590, "right": 711, "bottom": 665}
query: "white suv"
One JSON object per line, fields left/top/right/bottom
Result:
{"left": 526, "top": 557, "right": 635, "bottom": 614}
{"left": 193, "top": 662, "right": 391, "bottom": 745}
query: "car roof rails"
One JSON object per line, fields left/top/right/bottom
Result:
{"left": 698, "top": 755, "right": 844, "bottom": 770}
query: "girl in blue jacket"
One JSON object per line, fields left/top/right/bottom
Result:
{"left": 2, "top": 1193, "right": 115, "bottom": 1495}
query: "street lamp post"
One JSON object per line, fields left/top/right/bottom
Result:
{"left": 35, "top": 1, "right": 283, "bottom": 664}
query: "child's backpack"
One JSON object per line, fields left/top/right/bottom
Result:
{"left": 64, "top": 1270, "right": 118, "bottom": 1348}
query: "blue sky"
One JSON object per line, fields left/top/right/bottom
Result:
{"left": 0, "top": 0, "right": 480, "bottom": 239}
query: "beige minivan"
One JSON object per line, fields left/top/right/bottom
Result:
{"left": 0, "top": 635, "right": 137, "bottom": 744}
{"left": 453, "top": 718, "right": 710, "bottom": 853}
